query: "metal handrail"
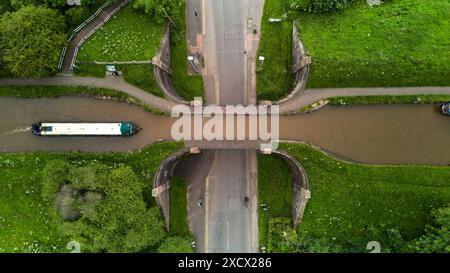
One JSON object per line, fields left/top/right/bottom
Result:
{"left": 57, "top": 0, "right": 112, "bottom": 71}
{"left": 69, "top": 0, "right": 130, "bottom": 70}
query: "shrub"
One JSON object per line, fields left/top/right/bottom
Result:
{"left": 289, "top": 0, "right": 361, "bottom": 13}
{"left": 157, "top": 236, "right": 193, "bottom": 253}
{"left": 0, "top": 6, "right": 66, "bottom": 77}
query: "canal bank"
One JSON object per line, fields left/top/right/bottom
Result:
{"left": 0, "top": 97, "right": 449, "bottom": 165}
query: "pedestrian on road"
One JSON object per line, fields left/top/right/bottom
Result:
{"left": 194, "top": 8, "right": 198, "bottom": 19}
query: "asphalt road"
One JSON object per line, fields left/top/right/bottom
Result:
{"left": 204, "top": 150, "right": 258, "bottom": 253}
{"left": 200, "top": 0, "right": 258, "bottom": 253}
{"left": 204, "top": 0, "right": 247, "bottom": 105}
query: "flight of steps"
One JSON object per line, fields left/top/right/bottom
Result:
{"left": 61, "top": 0, "right": 128, "bottom": 73}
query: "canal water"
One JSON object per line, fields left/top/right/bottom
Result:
{"left": 0, "top": 97, "right": 173, "bottom": 152}
{"left": 280, "top": 104, "right": 450, "bottom": 165}
{"left": 0, "top": 97, "right": 449, "bottom": 165}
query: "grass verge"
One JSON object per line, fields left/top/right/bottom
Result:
{"left": 256, "top": 0, "right": 293, "bottom": 101}
{"left": 77, "top": 4, "right": 164, "bottom": 61}
{"left": 0, "top": 142, "right": 183, "bottom": 252}
{"left": 170, "top": 2, "right": 204, "bottom": 101}
{"left": 169, "top": 177, "right": 191, "bottom": 237}
{"left": 258, "top": 154, "right": 293, "bottom": 249}
{"left": 0, "top": 85, "right": 166, "bottom": 115}
{"left": 328, "top": 94, "right": 450, "bottom": 105}
{"left": 74, "top": 64, "right": 164, "bottom": 97}
{"left": 280, "top": 143, "right": 450, "bottom": 251}
{"left": 296, "top": 0, "right": 450, "bottom": 88}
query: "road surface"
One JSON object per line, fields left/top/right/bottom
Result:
{"left": 200, "top": 0, "right": 259, "bottom": 253}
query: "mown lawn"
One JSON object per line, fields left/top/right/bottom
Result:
{"left": 257, "top": 154, "right": 292, "bottom": 249}
{"left": 77, "top": 4, "right": 164, "bottom": 61}
{"left": 277, "top": 143, "right": 450, "bottom": 251}
{"left": 256, "top": 0, "right": 293, "bottom": 101}
{"left": 297, "top": 0, "right": 450, "bottom": 88}
{"left": 74, "top": 64, "right": 164, "bottom": 97}
{"left": 0, "top": 142, "right": 182, "bottom": 252}
{"left": 170, "top": 2, "right": 204, "bottom": 101}
{"left": 169, "top": 177, "right": 191, "bottom": 237}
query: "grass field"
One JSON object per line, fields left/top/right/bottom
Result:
{"left": 258, "top": 143, "right": 450, "bottom": 252}
{"left": 77, "top": 4, "right": 163, "bottom": 61}
{"left": 170, "top": 3, "right": 204, "bottom": 101}
{"left": 74, "top": 64, "right": 164, "bottom": 97}
{"left": 0, "top": 142, "right": 182, "bottom": 252}
{"left": 297, "top": 0, "right": 450, "bottom": 89}
{"left": 256, "top": 0, "right": 293, "bottom": 101}
{"left": 282, "top": 143, "right": 450, "bottom": 251}
{"left": 258, "top": 154, "right": 293, "bottom": 248}
{"left": 169, "top": 177, "right": 191, "bottom": 237}
{"left": 328, "top": 94, "right": 450, "bottom": 106}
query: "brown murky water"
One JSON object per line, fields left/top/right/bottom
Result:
{"left": 280, "top": 105, "right": 450, "bottom": 165}
{"left": 0, "top": 97, "right": 173, "bottom": 152}
{"left": 0, "top": 97, "right": 449, "bottom": 165}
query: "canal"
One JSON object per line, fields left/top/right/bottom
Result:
{"left": 0, "top": 97, "right": 449, "bottom": 165}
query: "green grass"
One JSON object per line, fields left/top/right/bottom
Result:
{"left": 296, "top": 0, "right": 450, "bottom": 89}
{"left": 77, "top": 4, "right": 164, "bottom": 61}
{"left": 258, "top": 154, "right": 293, "bottom": 248}
{"left": 328, "top": 94, "right": 450, "bottom": 105}
{"left": 277, "top": 143, "right": 450, "bottom": 251}
{"left": 170, "top": 2, "right": 204, "bottom": 101}
{"left": 0, "top": 85, "right": 166, "bottom": 115}
{"left": 256, "top": 0, "right": 293, "bottom": 101}
{"left": 74, "top": 64, "right": 164, "bottom": 97}
{"left": 0, "top": 142, "right": 183, "bottom": 252}
{"left": 169, "top": 177, "right": 190, "bottom": 237}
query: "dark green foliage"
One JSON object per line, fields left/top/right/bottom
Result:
{"left": 0, "top": 6, "right": 66, "bottom": 77}
{"left": 132, "top": 0, "right": 182, "bottom": 25}
{"left": 289, "top": 0, "right": 361, "bottom": 13}
{"left": 44, "top": 161, "right": 167, "bottom": 252}
{"left": 267, "top": 217, "right": 345, "bottom": 253}
{"left": 409, "top": 204, "right": 450, "bottom": 253}
{"left": 157, "top": 236, "right": 193, "bottom": 253}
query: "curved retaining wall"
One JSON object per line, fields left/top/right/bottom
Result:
{"left": 275, "top": 21, "right": 311, "bottom": 105}
{"left": 152, "top": 148, "right": 190, "bottom": 229}
{"left": 272, "top": 149, "right": 311, "bottom": 229}
{"left": 153, "top": 24, "right": 191, "bottom": 105}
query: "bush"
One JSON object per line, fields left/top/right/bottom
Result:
{"left": 289, "top": 0, "right": 360, "bottom": 13}
{"left": 409, "top": 204, "right": 450, "bottom": 253}
{"left": 0, "top": 6, "right": 66, "bottom": 77}
{"left": 157, "top": 236, "right": 193, "bottom": 253}
{"left": 42, "top": 161, "right": 167, "bottom": 252}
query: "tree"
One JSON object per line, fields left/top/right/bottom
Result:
{"left": 132, "top": 0, "right": 182, "bottom": 25}
{"left": 43, "top": 162, "right": 167, "bottom": 253}
{"left": 157, "top": 236, "right": 193, "bottom": 253}
{"left": 409, "top": 204, "right": 450, "bottom": 253}
{"left": 0, "top": 6, "right": 66, "bottom": 78}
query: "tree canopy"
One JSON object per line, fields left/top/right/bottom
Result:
{"left": 132, "top": 0, "right": 182, "bottom": 25}
{"left": 43, "top": 160, "right": 167, "bottom": 252}
{"left": 0, "top": 5, "right": 66, "bottom": 77}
